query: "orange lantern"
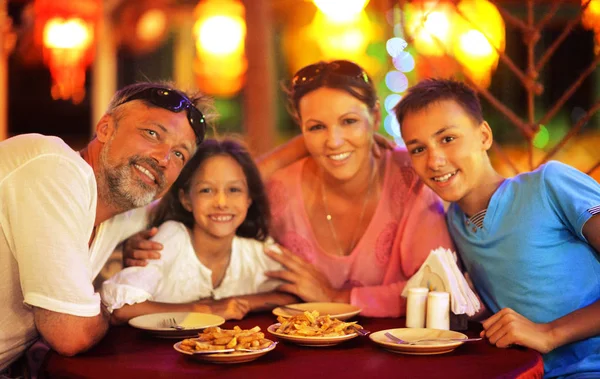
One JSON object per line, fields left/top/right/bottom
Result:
{"left": 193, "top": 0, "right": 246, "bottom": 98}
{"left": 34, "top": 0, "right": 100, "bottom": 103}
{"left": 452, "top": 0, "right": 505, "bottom": 88}
{"left": 582, "top": 0, "right": 600, "bottom": 54}
{"left": 405, "top": 1, "right": 456, "bottom": 57}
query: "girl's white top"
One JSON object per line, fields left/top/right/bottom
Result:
{"left": 101, "top": 220, "right": 283, "bottom": 312}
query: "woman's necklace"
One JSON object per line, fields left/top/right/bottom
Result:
{"left": 320, "top": 161, "right": 376, "bottom": 256}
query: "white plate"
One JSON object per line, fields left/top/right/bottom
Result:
{"left": 267, "top": 323, "right": 358, "bottom": 347}
{"left": 173, "top": 339, "right": 277, "bottom": 364}
{"left": 272, "top": 302, "right": 361, "bottom": 321}
{"left": 369, "top": 328, "right": 469, "bottom": 355}
{"left": 128, "top": 312, "right": 225, "bottom": 338}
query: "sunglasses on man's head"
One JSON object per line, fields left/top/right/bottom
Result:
{"left": 122, "top": 87, "right": 206, "bottom": 145}
{"left": 291, "top": 60, "right": 371, "bottom": 90}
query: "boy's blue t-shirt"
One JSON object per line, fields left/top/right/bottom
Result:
{"left": 447, "top": 161, "right": 600, "bottom": 378}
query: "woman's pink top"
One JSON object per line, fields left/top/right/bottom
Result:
{"left": 266, "top": 148, "right": 453, "bottom": 317}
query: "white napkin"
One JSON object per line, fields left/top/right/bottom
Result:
{"left": 402, "top": 247, "right": 481, "bottom": 316}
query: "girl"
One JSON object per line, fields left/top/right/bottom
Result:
{"left": 101, "top": 138, "right": 294, "bottom": 323}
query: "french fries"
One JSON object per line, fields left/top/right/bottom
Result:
{"left": 179, "top": 326, "right": 274, "bottom": 353}
{"left": 275, "top": 311, "right": 362, "bottom": 337}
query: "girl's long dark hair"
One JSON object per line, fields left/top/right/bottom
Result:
{"left": 151, "top": 138, "right": 270, "bottom": 241}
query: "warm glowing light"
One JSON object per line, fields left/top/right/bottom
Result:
{"left": 406, "top": 3, "right": 454, "bottom": 56}
{"left": 458, "top": 30, "right": 493, "bottom": 57}
{"left": 585, "top": 0, "right": 600, "bottom": 16}
{"left": 282, "top": 4, "right": 382, "bottom": 81}
{"left": 43, "top": 18, "right": 92, "bottom": 49}
{"left": 452, "top": 0, "right": 505, "bottom": 88}
{"left": 136, "top": 9, "right": 167, "bottom": 42}
{"left": 313, "top": 0, "right": 370, "bottom": 23}
{"left": 309, "top": 10, "right": 374, "bottom": 61}
{"left": 582, "top": 0, "right": 600, "bottom": 53}
{"left": 424, "top": 11, "right": 451, "bottom": 37}
{"left": 193, "top": 0, "right": 246, "bottom": 97}
{"left": 34, "top": 0, "right": 100, "bottom": 103}
{"left": 195, "top": 15, "right": 245, "bottom": 56}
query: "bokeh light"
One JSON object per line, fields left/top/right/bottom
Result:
{"left": 406, "top": 3, "right": 454, "bottom": 56}
{"left": 384, "top": 94, "right": 402, "bottom": 113}
{"left": 43, "top": 18, "right": 91, "bottom": 49}
{"left": 313, "top": 0, "right": 370, "bottom": 23}
{"left": 533, "top": 125, "right": 550, "bottom": 149}
{"left": 195, "top": 15, "right": 245, "bottom": 56}
{"left": 136, "top": 9, "right": 167, "bottom": 43}
{"left": 392, "top": 51, "right": 415, "bottom": 72}
{"left": 385, "top": 71, "right": 409, "bottom": 93}
{"left": 386, "top": 37, "right": 408, "bottom": 57}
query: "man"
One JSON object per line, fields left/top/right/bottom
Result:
{"left": 0, "top": 83, "right": 208, "bottom": 375}
{"left": 395, "top": 78, "right": 600, "bottom": 378}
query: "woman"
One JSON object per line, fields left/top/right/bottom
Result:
{"left": 262, "top": 60, "right": 453, "bottom": 317}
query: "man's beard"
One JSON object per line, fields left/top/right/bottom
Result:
{"left": 98, "top": 140, "right": 167, "bottom": 211}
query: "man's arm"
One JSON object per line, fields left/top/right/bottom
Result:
{"left": 255, "top": 134, "right": 307, "bottom": 181}
{"left": 255, "top": 133, "right": 395, "bottom": 182}
{"left": 33, "top": 305, "right": 110, "bottom": 356}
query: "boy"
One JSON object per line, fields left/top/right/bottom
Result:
{"left": 395, "top": 78, "right": 600, "bottom": 378}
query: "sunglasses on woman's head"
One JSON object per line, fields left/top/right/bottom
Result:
{"left": 122, "top": 88, "right": 206, "bottom": 145}
{"left": 291, "top": 60, "right": 371, "bottom": 90}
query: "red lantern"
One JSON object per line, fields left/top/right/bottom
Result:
{"left": 34, "top": 0, "right": 101, "bottom": 103}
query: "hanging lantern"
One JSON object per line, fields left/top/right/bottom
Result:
{"left": 452, "top": 0, "right": 505, "bottom": 88}
{"left": 193, "top": 0, "right": 246, "bottom": 98}
{"left": 582, "top": 0, "right": 600, "bottom": 54}
{"left": 282, "top": 4, "right": 382, "bottom": 78}
{"left": 405, "top": 1, "right": 455, "bottom": 57}
{"left": 113, "top": 0, "right": 171, "bottom": 56}
{"left": 313, "top": 0, "right": 369, "bottom": 23}
{"left": 34, "top": 0, "right": 100, "bottom": 103}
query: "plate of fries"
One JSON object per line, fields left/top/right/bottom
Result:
{"left": 128, "top": 312, "right": 225, "bottom": 338}
{"left": 174, "top": 326, "right": 277, "bottom": 364}
{"left": 267, "top": 311, "right": 361, "bottom": 347}
{"left": 272, "top": 302, "right": 361, "bottom": 321}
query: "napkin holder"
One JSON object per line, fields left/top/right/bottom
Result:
{"left": 450, "top": 312, "right": 468, "bottom": 331}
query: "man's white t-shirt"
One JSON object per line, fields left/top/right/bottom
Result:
{"left": 0, "top": 134, "right": 148, "bottom": 370}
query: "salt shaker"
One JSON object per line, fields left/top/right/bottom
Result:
{"left": 405, "top": 287, "right": 429, "bottom": 328}
{"left": 426, "top": 291, "right": 450, "bottom": 330}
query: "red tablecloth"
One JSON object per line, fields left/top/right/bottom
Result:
{"left": 40, "top": 313, "right": 544, "bottom": 379}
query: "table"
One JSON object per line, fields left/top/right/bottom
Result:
{"left": 40, "top": 313, "right": 544, "bottom": 379}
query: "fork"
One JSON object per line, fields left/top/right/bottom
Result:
{"left": 351, "top": 325, "right": 371, "bottom": 336}
{"left": 384, "top": 332, "right": 481, "bottom": 345}
{"left": 164, "top": 317, "right": 184, "bottom": 330}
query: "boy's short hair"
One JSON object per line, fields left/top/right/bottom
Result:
{"left": 394, "top": 78, "right": 484, "bottom": 126}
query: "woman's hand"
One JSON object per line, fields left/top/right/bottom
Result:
{"left": 481, "top": 308, "right": 556, "bottom": 354}
{"left": 264, "top": 246, "right": 350, "bottom": 303}
{"left": 122, "top": 228, "right": 163, "bottom": 267}
{"left": 198, "top": 298, "right": 250, "bottom": 321}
